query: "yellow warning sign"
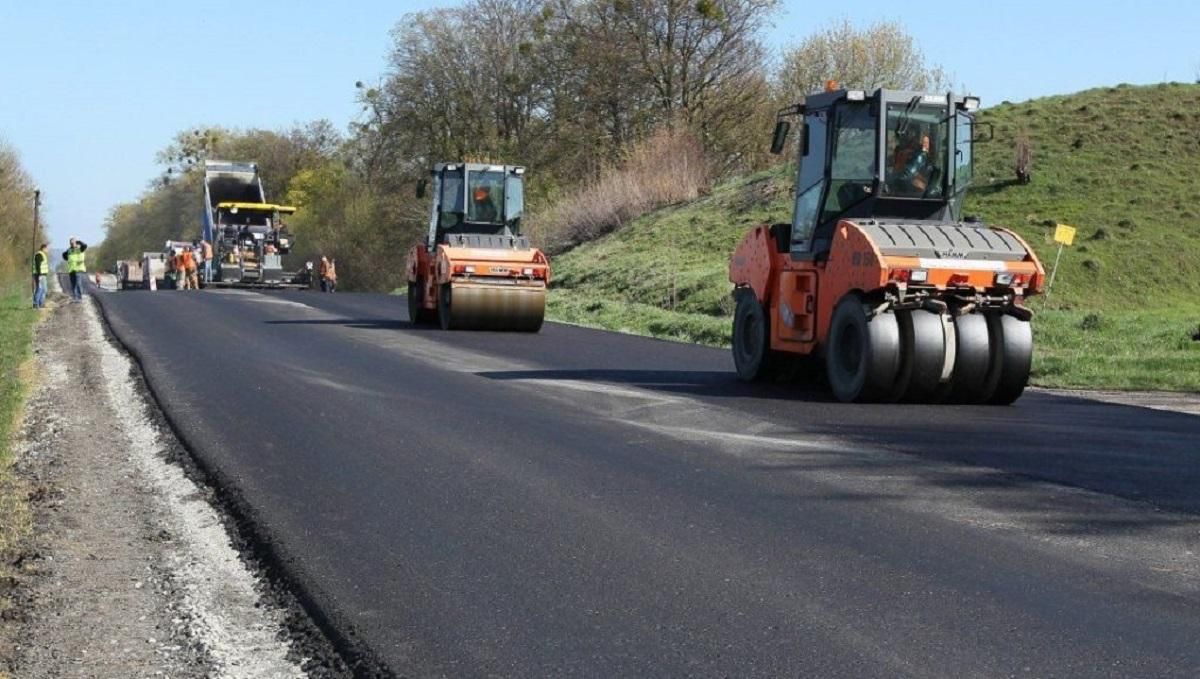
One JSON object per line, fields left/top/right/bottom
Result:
{"left": 1053, "top": 223, "right": 1076, "bottom": 246}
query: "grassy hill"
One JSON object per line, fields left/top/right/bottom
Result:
{"left": 547, "top": 83, "right": 1200, "bottom": 390}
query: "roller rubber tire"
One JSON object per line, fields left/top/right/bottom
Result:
{"left": 825, "top": 296, "right": 901, "bottom": 403}
{"left": 732, "top": 293, "right": 777, "bottom": 382}
{"left": 941, "top": 313, "right": 995, "bottom": 403}
{"left": 890, "top": 309, "right": 947, "bottom": 403}
{"left": 987, "top": 314, "right": 1033, "bottom": 405}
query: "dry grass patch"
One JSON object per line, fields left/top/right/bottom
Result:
{"left": 531, "top": 128, "right": 715, "bottom": 253}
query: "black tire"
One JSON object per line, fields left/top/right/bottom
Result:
{"left": 939, "top": 313, "right": 995, "bottom": 403}
{"left": 891, "top": 309, "right": 947, "bottom": 403}
{"left": 825, "top": 295, "right": 901, "bottom": 403}
{"left": 731, "top": 292, "right": 777, "bottom": 381}
{"left": 437, "top": 283, "right": 453, "bottom": 330}
{"left": 945, "top": 313, "right": 992, "bottom": 403}
{"left": 408, "top": 280, "right": 426, "bottom": 324}
{"left": 987, "top": 314, "right": 1033, "bottom": 405}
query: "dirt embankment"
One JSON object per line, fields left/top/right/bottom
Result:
{"left": 0, "top": 293, "right": 349, "bottom": 678}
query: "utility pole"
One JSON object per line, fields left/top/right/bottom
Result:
{"left": 32, "top": 189, "right": 41, "bottom": 293}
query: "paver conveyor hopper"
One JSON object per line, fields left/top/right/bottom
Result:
{"left": 202, "top": 161, "right": 299, "bottom": 288}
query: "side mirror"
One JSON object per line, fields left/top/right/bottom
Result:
{"left": 769, "top": 120, "right": 791, "bottom": 155}
{"left": 416, "top": 179, "right": 427, "bottom": 199}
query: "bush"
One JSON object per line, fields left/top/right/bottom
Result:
{"left": 530, "top": 128, "right": 714, "bottom": 253}
{"left": 1079, "top": 313, "right": 1105, "bottom": 331}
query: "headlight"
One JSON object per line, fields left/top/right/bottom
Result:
{"left": 464, "top": 265, "right": 476, "bottom": 274}
{"left": 522, "top": 267, "right": 533, "bottom": 275}
{"left": 910, "top": 269, "right": 928, "bottom": 283}
{"left": 995, "top": 272, "right": 1014, "bottom": 286}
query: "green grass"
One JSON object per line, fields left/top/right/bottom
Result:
{"left": 0, "top": 283, "right": 38, "bottom": 616}
{"left": 547, "top": 83, "right": 1200, "bottom": 391}
{"left": 1032, "top": 309, "right": 1200, "bottom": 390}
{"left": 968, "top": 82, "right": 1200, "bottom": 310}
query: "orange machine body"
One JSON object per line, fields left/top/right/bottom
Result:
{"left": 729, "top": 220, "right": 1045, "bottom": 356}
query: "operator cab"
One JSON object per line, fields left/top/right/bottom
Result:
{"left": 771, "top": 87, "right": 982, "bottom": 259}
{"left": 421, "top": 163, "right": 526, "bottom": 248}
{"left": 214, "top": 202, "right": 296, "bottom": 254}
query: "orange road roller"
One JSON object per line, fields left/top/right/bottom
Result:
{"left": 729, "top": 87, "right": 1044, "bottom": 404}
{"left": 406, "top": 162, "right": 550, "bottom": 331}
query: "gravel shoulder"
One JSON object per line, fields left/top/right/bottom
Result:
{"left": 0, "top": 289, "right": 348, "bottom": 678}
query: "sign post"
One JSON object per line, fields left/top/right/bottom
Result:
{"left": 1043, "top": 223, "right": 1076, "bottom": 308}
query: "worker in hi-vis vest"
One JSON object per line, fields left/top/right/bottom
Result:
{"left": 32, "top": 242, "right": 49, "bottom": 309}
{"left": 63, "top": 237, "right": 88, "bottom": 302}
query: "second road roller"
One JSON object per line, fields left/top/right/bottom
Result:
{"left": 729, "top": 85, "right": 1045, "bottom": 404}
{"left": 406, "top": 162, "right": 550, "bottom": 331}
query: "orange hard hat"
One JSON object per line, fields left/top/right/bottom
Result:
{"left": 474, "top": 186, "right": 490, "bottom": 201}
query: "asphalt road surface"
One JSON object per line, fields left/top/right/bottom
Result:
{"left": 91, "top": 286, "right": 1200, "bottom": 678}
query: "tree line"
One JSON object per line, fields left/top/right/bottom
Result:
{"left": 0, "top": 139, "right": 46, "bottom": 283}
{"left": 93, "top": 3, "right": 945, "bottom": 291}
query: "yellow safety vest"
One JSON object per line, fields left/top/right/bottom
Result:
{"left": 34, "top": 251, "right": 49, "bottom": 275}
{"left": 66, "top": 248, "right": 86, "bottom": 273}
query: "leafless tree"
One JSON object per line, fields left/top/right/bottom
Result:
{"left": 1014, "top": 134, "right": 1033, "bottom": 184}
{"left": 778, "top": 20, "right": 949, "bottom": 101}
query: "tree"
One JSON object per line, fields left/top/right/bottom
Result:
{"left": 0, "top": 139, "right": 46, "bottom": 281}
{"left": 778, "top": 20, "right": 948, "bottom": 102}
{"left": 603, "top": 0, "right": 779, "bottom": 169}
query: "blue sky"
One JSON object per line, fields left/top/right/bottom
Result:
{"left": 2, "top": 0, "right": 1197, "bottom": 247}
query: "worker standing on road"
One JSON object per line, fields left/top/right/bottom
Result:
{"left": 201, "top": 238, "right": 213, "bottom": 283}
{"left": 174, "top": 248, "right": 187, "bottom": 290}
{"left": 63, "top": 237, "right": 88, "bottom": 302}
{"left": 172, "top": 249, "right": 185, "bottom": 290}
{"left": 191, "top": 240, "right": 204, "bottom": 288}
{"left": 319, "top": 256, "right": 337, "bottom": 293}
{"left": 177, "top": 247, "right": 198, "bottom": 290}
{"left": 32, "top": 242, "right": 49, "bottom": 309}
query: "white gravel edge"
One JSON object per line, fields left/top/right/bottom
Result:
{"left": 84, "top": 300, "right": 308, "bottom": 678}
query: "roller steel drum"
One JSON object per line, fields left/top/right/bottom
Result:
{"left": 440, "top": 281, "right": 546, "bottom": 331}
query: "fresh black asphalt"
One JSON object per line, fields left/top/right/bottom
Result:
{"left": 90, "top": 287, "right": 1200, "bottom": 678}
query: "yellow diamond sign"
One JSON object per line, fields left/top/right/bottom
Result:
{"left": 1053, "top": 223, "right": 1076, "bottom": 246}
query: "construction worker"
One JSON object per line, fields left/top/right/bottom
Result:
{"left": 178, "top": 247, "right": 198, "bottom": 290}
{"left": 201, "top": 238, "right": 213, "bottom": 283}
{"left": 471, "top": 185, "right": 498, "bottom": 222}
{"left": 32, "top": 242, "right": 49, "bottom": 309}
{"left": 62, "top": 237, "right": 88, "bottom": 301}
{"left": 318, "top": 256, "right": 338, "bottom": 292}
{"left": 890, "top": 129, "right": 937, "bottom": 195}
{"left": 174, "top": 248, "right": 186, "bottom": 290}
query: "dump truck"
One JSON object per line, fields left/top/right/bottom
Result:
{"left": 406, "top": 162, "right": 550, "bottom": 331}
{"left": 201, "top": 161, "right": 299, "bottom": 287}
{"left": 729, "top": 86, "right": 1045, "bottom": 404}
{"left": 118, "top": 259, "right": 144, "bottom": 290}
